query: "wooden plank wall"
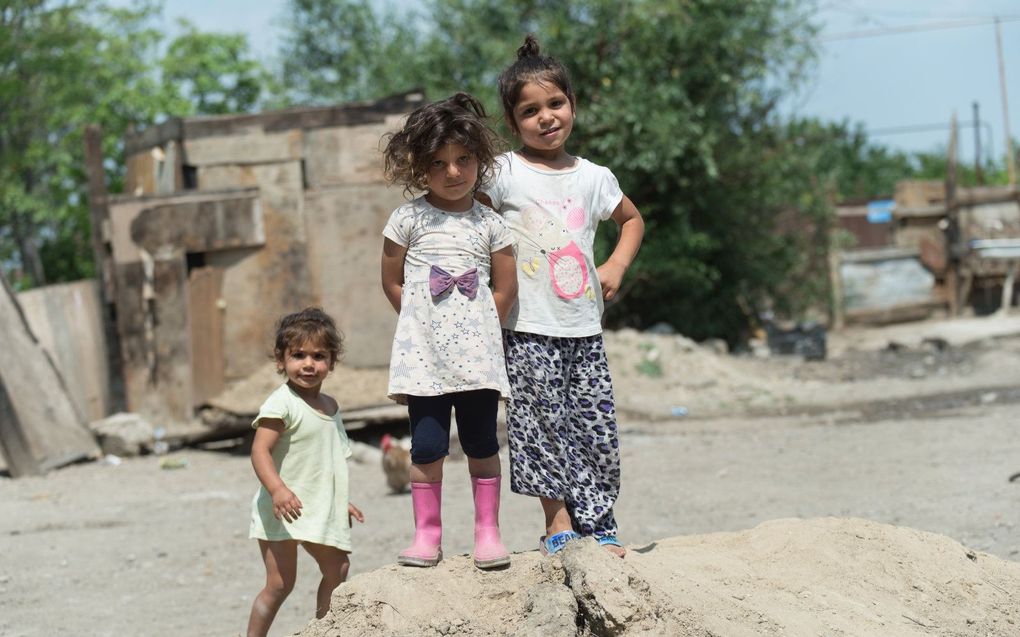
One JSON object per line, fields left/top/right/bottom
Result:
{"left": 17, "top": 280, "right": 112, "bottom": 422}
{"left": 0, "top": 276, "right": 100, "bottom": 477}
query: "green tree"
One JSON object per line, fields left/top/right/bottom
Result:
{"left": 161, "top": 18, "right": 264, "bottom": 116}
{"left": 910, "top": 147, "right": 1012, "bottom": 188}
{"left": 279, "top": 0, "right": 824, "bottom": 341}
{"left": 273, "top": 0, "right": 429, "bottom": 105}
{"left": 1, "top": 0, "right": 167, "bottom": 287}
{"left": 783, "top": 120, "right": 916, "bottom": 202}
{"left": 0, "top": 0, "right": 267, "bottom": 289}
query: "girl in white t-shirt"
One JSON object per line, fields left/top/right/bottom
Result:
{"left": 380, "top": 93, "right": 518, "bottom": 569}
{"left": 479, "top": 35, "right": 645, "bottom": 559}
{"left": 247, "top": 307, "right": 364, "bottom": 637}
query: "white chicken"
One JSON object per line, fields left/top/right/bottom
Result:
{"left": 380, "top": 433, "right": 411, "bottom": 494}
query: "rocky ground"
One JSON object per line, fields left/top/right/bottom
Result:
{"left": 300, "top": 519, "right": 1020, "bottom": 637}
{"left": 1, "top": 315, "right": 1019, "bottom": 636}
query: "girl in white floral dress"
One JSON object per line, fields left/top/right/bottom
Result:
{"left": 380, "top": 93, "right": 517, "bottom": 569}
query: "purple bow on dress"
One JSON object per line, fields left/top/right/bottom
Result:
{"left": 429, "top": 265, "right": 479, "bottom": 299}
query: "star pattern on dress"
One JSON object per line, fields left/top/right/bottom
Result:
{"left": 390, "top": 359, "right": 413, "bottom": 379}
{"left": 386, "top": 196, "right": 512, "bottom": 402}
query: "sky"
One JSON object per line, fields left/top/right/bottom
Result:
{"left": 122, "top": 0, "right": 1020, "bottom": 164}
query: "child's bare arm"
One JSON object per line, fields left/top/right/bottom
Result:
{"left": 597, "top": 195, "right": 644, "bottom": 301}
{"left": 381, "top": 238, "right": 408, "bottom": 312}
{"left": 251, "top": 420, "right": 303, "bottom": 522}
{"left": 490, "top": 245, "right": 518, "bottom": 323}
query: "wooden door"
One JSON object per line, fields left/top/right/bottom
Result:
{"left": 188, "top": 265, "right": 225, "bottom": 407}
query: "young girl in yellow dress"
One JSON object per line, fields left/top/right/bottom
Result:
{"left": 246, "top": 308, "right": 364, "bottom": 636}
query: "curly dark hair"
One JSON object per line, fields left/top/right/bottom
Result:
{"left": 497, "top": 34, "right": 575, "bottom": 134}
{"left": 272, "top": 307, "right": 344, "bottom": 373}
{"left": 382, "top": 92, "right": 503, "bottom": 196}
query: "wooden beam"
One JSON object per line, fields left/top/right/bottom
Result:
{"left": 129, "top": 194, "right": 265, "bottom": 254}
{"left": 83, "top": 124, "right": 127, "bottom": 414}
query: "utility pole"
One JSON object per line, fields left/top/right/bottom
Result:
{"left": 973, "top": 102, "right": 985, "bottom": 184}
{"left": 995, "top": 17, "right": 1016, "bottom": 186}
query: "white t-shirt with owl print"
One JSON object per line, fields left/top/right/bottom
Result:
{"left": 484, "top": 151, "right": 624, "bottom": 337}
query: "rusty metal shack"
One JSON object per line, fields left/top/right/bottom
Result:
{"left": 103, "top": 92, "right": 422, "bottom": 425}
{"left": 833, "top": 179, "right": 1020, "bottom": 325}
{"left": 882, "top": 180, "right": 1020, "bottom": 315}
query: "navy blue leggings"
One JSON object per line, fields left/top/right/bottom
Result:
{"left": 406, "top": 390, "right": 500, "bottom": 464}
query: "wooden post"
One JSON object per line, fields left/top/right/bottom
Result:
{"left": 946, "top": 113, "right": 958, "bottom": 204}
{"left": 995, "top": 17, "right": 1016, "bottom": 186}
{"left": 828, "top": 243, "right": 845, "bottom": 330}
{"left": 83, "top": 124, "right": 126, "bottom": 414}
{"left": 973, "top": 101, "right": 984, "bottom": 185}
{"left": 945, "top": 115, "right": 963, "bottom": 315}
{"left": 1000, "top": 260, "right": 1018, "bottom": 315}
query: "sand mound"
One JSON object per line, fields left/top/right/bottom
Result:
{"left": 605, "top": 328, "right": 791, "bottom": 418}
{"left": 297, "top": 517, "right": 1020, "bottom": 637}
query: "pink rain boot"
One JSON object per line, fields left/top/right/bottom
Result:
{"left": 398, "top": 481, "right": 443, "bottom": 567}
{"left": 471, "top": 476, "right": 510, "bottom": 569}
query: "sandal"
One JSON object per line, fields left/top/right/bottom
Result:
{"left": 598, "top": 534, "right": 626, "bottom": 557}
{"left": 597, "top": 534, "right": 622, "bottom": 547}
{"left": 539, "top": 530, "right": 580, "bottom": 556}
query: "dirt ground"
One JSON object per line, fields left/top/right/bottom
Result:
{"left": 2, "top": 315, "right": 1020, "bottom": 636}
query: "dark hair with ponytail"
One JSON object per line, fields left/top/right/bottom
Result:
{"left": 382, "top": 92, "right": 503, "bottom": 197}
{"left": 497, "top": 34, "right": 575, "bottom": 133}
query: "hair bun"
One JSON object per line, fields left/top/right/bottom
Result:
{"left": 517, "top": 34, "right": 540, "bottom": 59}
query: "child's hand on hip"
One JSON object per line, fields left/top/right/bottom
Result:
{"left": 596, "top": 259, "right": 628, "bottom": 301}
{"left": 271, "top": 486, "right": 303, "bottom": 523}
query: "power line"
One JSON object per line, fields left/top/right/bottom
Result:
{"left": 823, "top": 15, "right": 1020, "bottom": 41}
{"left": 867, "top": 121, "right": 986, "bottom": 136}
{"left": 865, "top": 120, "right": 996, "bottom": 161}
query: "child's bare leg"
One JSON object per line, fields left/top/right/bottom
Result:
{"left": 302, "top": 542, "right": 351, "bottom": 619}
{"left": 247, "top": 539, "right": 298, "bottom": 637}
{"left": 540, "top": 497, "right": 573, "bottom": 537}
{"left": 410, "top": 457, "right": 444, "bottom": 483}
{"left": 467, "top": 453, "right": 500, "bottom": 478}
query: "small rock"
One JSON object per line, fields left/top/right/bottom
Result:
{"left": 702, "top": 338, "right": 728, "bottom": 355}
{"left": 89, "top": 412, "right": 155, "bottom": 457}
{"left": 750, "top": 339, "right": 770, "bottom": 359}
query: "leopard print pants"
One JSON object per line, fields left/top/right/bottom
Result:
{"left": 503, "top": 330, "right": 621, "bottom": 539}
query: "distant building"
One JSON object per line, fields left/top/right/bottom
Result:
{"left": 104, "top": 92, "right": 422, "bottom": 423}
{"left": 833, "top": 180, "right": 1020, "bottom": 325}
